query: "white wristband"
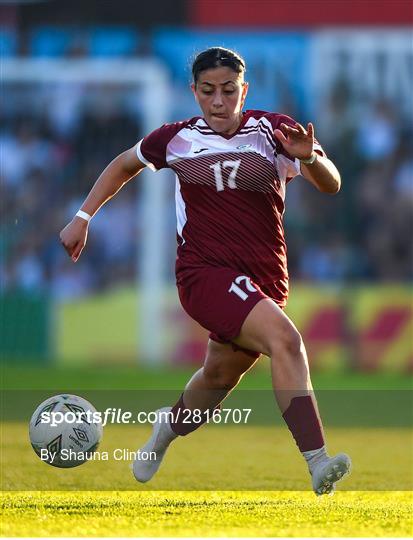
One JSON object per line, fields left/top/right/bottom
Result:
{"left": 300, "top": 152, "right": 317, "bottom": 165}
{"left": 75, "top": 210, "right": 92, "bottom": 222}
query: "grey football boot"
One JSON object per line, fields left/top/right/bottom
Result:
{"left": 311, "top": 453, "right": 351, "bottom": 496}
{"left": 132, "top": 407, "right": 177, "bottom": 483}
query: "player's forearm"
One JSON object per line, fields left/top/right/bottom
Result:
{"left": 300, "top": 154, "right": 341, "bottom": 194}
{"left": 79, "top": 151, "right": 142, "bottom": 217}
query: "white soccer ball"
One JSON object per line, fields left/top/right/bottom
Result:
{"left": 29, "top": 394, "right": 103, "bottom": 468}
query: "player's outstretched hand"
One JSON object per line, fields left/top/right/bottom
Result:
{"left": 274, "top": 122, "right": 314, "bottom": 160}
{"left": 59, "top": 217, "right": 89, "bottom": 263}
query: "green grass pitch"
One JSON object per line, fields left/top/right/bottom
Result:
{"left": 2, "top": 490, "right": 412, "bottom": 537}
{"left": 1, "top": 365, "right": 412, "bottom": 536}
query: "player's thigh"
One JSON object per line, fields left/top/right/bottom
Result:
{"left": 232, "top": 298, "right": 302, "bottom": 357}
{"left": 203, "top": 339, "right": 260, "bottom": 381}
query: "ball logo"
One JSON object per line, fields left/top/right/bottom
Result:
{"left": 35, "top": 401, "right": 59, "bottom": 426}
{"left": 65, "top": 403, "right": 90, "bottom": 424}
{"left": 72, "top": 428, "right": 89, "bottom": 443}
{"left": 46, "top": 434, "right": 62, "bottom": 455}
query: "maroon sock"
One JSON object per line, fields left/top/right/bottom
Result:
{"left": 282, "top": 395, "right": 325, "bottom": 452}
{"left": 170, "top": 393, "right": 220, "bottom": 436}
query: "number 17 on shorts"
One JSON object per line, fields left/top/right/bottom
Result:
{"left": 178, "top": 267, "right": 267, "bottom": 342}
{"left": 228, "top": 275, "right": 258, "bottom": 301}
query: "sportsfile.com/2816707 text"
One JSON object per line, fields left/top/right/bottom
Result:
{"left": 40, "top": 407, "right": 252, "bottom": 427}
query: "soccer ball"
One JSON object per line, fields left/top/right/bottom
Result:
{"left": 29, "top": 394, "right": 103, "bottom": 468}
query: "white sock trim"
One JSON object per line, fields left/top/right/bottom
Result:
{"left": 303, "top": 445, "right": 329, "bottom": 473}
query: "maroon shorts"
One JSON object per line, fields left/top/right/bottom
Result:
{"left": 177, "top": 266, "right": 280, "bottom": 359}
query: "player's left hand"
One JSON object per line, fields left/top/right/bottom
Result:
{"left": 274, "top": 122, "right": 314, "bottom": 160}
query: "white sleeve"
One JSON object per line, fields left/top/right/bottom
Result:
{"left": 135, "top": 140, "right": 157, "bottom": 171}
{"left": 277, "top": 154, "right": 301, "bottom": 182}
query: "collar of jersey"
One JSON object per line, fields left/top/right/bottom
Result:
{"left": 201, "top": 111, "right": 249, "bottom": 140}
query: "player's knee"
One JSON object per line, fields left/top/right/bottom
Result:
{"left": 285, "top": 328, "right": 305, "bottom": 358}
{"left": 270, "top": 324, "right": 304, "bottom": 360}
{"left": 203, "top": 363, "right": 240, "bottom": 390}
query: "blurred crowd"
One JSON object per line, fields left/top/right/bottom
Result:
{"left": 1, "top": 84, "right": 144, "bottom": 299}
{"left": 1, "top": 59, "right": 412, "bottom": 301}
{"left": 286, "top": 87, "right": 413, "bottom": 284}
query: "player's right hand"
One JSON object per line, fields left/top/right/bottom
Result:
{"left": 59, "top": 217, "right": 89, "bottom": 262}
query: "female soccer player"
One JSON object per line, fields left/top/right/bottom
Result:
{"left": 60, "top": 47, "right": 350, "bottom": 495}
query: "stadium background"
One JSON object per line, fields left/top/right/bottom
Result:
{"left": 1, "top": 0, "right": 412, "bottom": 373}
{"left": 1, "top": 1, "right": 412, "bottom": 537}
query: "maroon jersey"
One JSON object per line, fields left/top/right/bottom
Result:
{"left": 136, "top": 110, "right": 325, "bottom": 307}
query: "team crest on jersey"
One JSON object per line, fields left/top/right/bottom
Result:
{"left": 236, "top": 144, "right": 252, "bottom": 150}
